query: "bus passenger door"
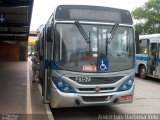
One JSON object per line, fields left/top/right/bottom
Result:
{"left": 148, "top": 43, "right": 158, "bottom": 77}
{"left": 42, "top": 26, "right": 52, "bottom": 104}
{"left": 158, "top": 44, "right": 160, "bottom": 79}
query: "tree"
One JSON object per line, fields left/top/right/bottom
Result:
{"left": 132, "top": 0, "right": 160, "bottom": 34}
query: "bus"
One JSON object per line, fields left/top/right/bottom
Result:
{"left": 37, "top": 5, "right": 135, "bottom": 108}
{"left": 136, "top": 34, "right": 160, "bottom": 79}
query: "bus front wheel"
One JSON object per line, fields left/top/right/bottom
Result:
{"left": 139, "top": 65, "right": 146, "bottom": 79}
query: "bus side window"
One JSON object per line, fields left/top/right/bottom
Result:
{"left": 139, "top": 39, "right": 149, "bottom": 54}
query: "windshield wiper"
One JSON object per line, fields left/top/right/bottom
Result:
{"left": 107, "top": 23, "right": 119, "bottom": 44}
{"left": 75, "top": 21, "right": 90, "bottom": 44}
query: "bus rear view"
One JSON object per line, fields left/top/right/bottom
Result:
{"left": 38, "top": 5, "right": 135, "bottom": 108}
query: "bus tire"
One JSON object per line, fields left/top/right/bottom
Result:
{"left": 139, "top": 65, "right": 146, "bottom": 79}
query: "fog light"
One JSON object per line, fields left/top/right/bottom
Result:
{"left": 58, "top": 81, "right": 63, "bottom": 87}
{"left": 122, "top": 85, "right": 128, "bottom": 90}
{"left": 128, "top": 79, "right": 133, "bottom": 85}
{"left": 63, "top": 86, "right": 70, "bottom": 92}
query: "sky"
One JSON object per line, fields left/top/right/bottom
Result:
{"left": 30, "top": 0, "right": 149, "bottom": 31}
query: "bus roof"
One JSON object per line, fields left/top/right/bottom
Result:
{"left": 139, "top": 34, "right": 160, "bottom": 39}
{"left": 55, "top": 5, "right": 133, "bottom": 25}
{"left": 139, "top": 34, "right": 160, "bottom": 43}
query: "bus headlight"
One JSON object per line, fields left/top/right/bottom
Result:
{"left": 118, "top": 77, "right": 134, "bottom": 91}
{"left": 63, "top": 86, "right": 70, "bottom": 92}
{"left": 52, "top": 77, "right": 76, "bottom": 93}
{"left": 58, "top": 81, "right": 63, "bottom": 87}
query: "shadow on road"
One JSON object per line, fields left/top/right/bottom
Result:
{"left": 52, "top": 105, "right": 123, "bottom": 120}
{"left": 135, "top": 74, "right": 160, "bottom": 84}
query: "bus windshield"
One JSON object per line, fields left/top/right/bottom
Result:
{"left": 54, "top": 23, "right": 134, "bottom": 72}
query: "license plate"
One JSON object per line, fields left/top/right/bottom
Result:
{"left": 75, "top": 76, "right": 91, "bottom": 82}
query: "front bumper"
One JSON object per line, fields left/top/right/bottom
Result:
{"left": 50, "top": 85, "right": 134, "bottom": 108}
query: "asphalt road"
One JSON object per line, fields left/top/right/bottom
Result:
{"left": 51, "top": 76, "right": 160, "bottom": 120}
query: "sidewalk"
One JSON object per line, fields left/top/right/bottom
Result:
{"left": 0, "top": 62, "right": 49, "bottom": 120}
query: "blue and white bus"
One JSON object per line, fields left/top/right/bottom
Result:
{"left": 37, "top": 5, "right": 135, "bottom": 108}
{"left": 136, "top": 34, "right": 160, "bottom": 79}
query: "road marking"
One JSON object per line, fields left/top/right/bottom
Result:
{"left": 38, "top": 84, "right": 55, "bottom": 120}
{"left": 27, "top": 62, "right": 32, "bottom": 120}
{"left": 45, "top": 104, "right": 55, "bottom": 120}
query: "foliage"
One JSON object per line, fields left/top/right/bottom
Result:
{"left": 132, "top": 0, "right": 160, "bottom": 34}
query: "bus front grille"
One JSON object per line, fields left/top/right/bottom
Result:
{"left": 78, "top": 87, "right": 115, "bottom": 92}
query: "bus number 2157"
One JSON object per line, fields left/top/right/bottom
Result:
{"left": 75, "top": 76, "right": 91, "bottom": 83}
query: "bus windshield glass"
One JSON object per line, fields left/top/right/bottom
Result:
{"left": 54, "top": 23, "right": 134, "bottom": 72}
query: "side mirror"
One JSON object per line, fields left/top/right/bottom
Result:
{"left": 47, "top": 27, "right": 52, "bottom": 42}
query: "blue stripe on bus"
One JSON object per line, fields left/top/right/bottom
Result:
{"left": 43, "top": 60, "right": 60, "bottom": 70}
{"left": 136, "top": 56, "right": 149, "bottom": 61}
{"left": 136, "top": 55, "right": 160, "bottom": 63}
{"left": 157, "top": 58, "right": 160, "bottom": 62}
{"left": 51, "top": 62, "right": 60, "bottom": 70}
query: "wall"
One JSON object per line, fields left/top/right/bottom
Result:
{"left": 0, "top": 42, "right": 19, "bottom": 61}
